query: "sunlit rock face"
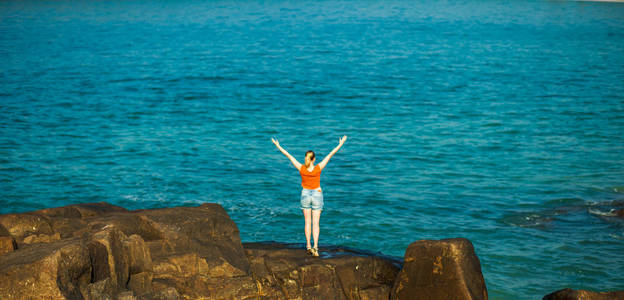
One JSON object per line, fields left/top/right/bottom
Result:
{"left": 391, "top": 238, "right": 488, "bottom": 300}
{"left": 0, "top": 202, "right": 407, "bottom": 299}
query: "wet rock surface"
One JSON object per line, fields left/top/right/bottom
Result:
{"left": 0, "top": 202, "right": 494, "bottom": 299}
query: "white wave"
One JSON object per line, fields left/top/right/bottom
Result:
{"left": 609, "top": 233, "right": 624, "bottom": 240}
{"left": 122, "top": 194, "right": 140, "bottom": 201}
{"left": 588, "top": 208, "right": 617, "bottom": 217}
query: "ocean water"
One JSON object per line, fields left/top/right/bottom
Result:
{"left": 1, "top": 0, "right": 624, "bottom": 298}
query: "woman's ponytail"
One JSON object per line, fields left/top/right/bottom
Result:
{"left": 305, "top": 150, "right": 315, "bottom": 168}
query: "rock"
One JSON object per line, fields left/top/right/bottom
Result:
{"left": 0, "top": 238, "right": 91, "bottom": 299}
{"left": 87, "top": 214, "right": 163, "bottom": 241}
{"left": 615, "top": 209, "right": 624, "bottom": 218}
{"left": 22, "top": 232, "right": 61, "bottom": 244}
{"left": 0, "top": 236, "right": 17, "bottom": 256}
{"left": 300, "top": 263, "right": 345, "bottom": 300}
{"left": 47, "top": 217, "right": 90, "bottom": 239}
{"left": 0, "top": 203, "right": 126, "bottom": 245}
{"left": 0, "top": 202, "right": 497, "bottom": 300}
{"left": 149, "top": 250, "right": 257, "bottom": 298}
{"left": 127, "top": 272, "right": 153, "bottom": 296}
{"left": 0, "top": 202, "right": 265, "bottom": 299}
{"left": 87, "top": 226, "right": 130, "bottom": 292}
{"left": 86, "top": 278, "right": 115, "bottom": 300}
{"left": 152, "top": 252, "right": 208, "bottom": 277}
{"left": 0, "top": 224, "right": 12, "bottom": 237}
{"left": 0, "top": 225, "right": 17, "bottom": 256}
{"left": 0, "top": 213, "right": 54, "bottom": 242}
{"left": 34, "top": 202, "right": 128, "bottom": 219}
{"left": 360, "top": 285, "right": 391, "bottom": 300}
{"left": 153, "top": 274, "right": 259, "bottom": 299}
{"left": 391, "top": 238, "right": 488, "bottom": 300}
{"left": 148, "top": 286, "right": 180, "bottom": 300}
{"left": 543, "top": 288, "right": 624, "bottom": 300}
{"left": 31, "top": 202, "right": 127, "bottom": 240}
{"left": 244, "top": 242, "right": 401, "bottom": 300}
{"left": 117, "top": 290, "right": 138, "bottom": 300}
{"left": 123, "top": 234, "right": 152, "bottom": 275}
{"left": 139, "top": 203, "right": 249, "bottom": 274}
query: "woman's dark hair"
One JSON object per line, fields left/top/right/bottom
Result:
{"left": 305, "top": 150, "right": 315, "bottom": 167}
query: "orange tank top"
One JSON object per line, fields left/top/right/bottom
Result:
{"left": 300, "top": 165, "right": 321, "bottom": 189}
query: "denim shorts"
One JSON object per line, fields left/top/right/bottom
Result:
{"left": 300, "top": 188, "right": 323, "bottom": 210}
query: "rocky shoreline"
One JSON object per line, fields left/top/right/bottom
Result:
{"left": 0, "top": 202, "right": 620, "bottom": 299}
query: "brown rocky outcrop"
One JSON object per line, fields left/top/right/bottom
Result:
{"left": 391, "top": 238, "right": 488, "bottom": 300}
{"left": 0, "top": 202, "right": 250, "bottom": 299}
{"left": 543, "top": 288, "right": 624, "bottom": 300}
{"left": 0, "top": 202, "right": 493, "bottom": 299}
{"left": 244, "top": 242, "right": 401, "bottom": 299}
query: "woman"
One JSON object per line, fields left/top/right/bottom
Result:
{"left": 271, "top": 136, "right": 347, "bottom": 256}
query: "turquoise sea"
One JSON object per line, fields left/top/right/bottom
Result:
{"left": 1, "top": 0, "right": 624, "bottom": 298}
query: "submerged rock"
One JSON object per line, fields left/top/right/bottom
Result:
{"left": 0, "top": 202, "right": 491, "bottom": 299}
{"left": 543, "top": 288, "right": 624, "bottom": 300}
{"left": 391, "top": 238, "right": 488, "bottom": 300}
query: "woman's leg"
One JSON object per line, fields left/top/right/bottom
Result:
{"left": 302, "top": 208, "right": 312, "bottom": 249}
{"left": 312, "top": 209, "right": 321, "bottom": 249}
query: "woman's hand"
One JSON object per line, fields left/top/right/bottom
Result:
{"left": 339, "top": 135, "right": 348, "bottom": 146}
{"left": 271, "top": 138, "right": 280, "bottom": 148}
{"left": 318, "top": 135, "right": 347, "bottom": 170}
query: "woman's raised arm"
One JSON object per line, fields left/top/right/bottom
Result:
{"left": 318, "top": 135, "right": 347, "bottom": 170}
{"left": 272, "top": 138, "right": 303, "bottom": 170}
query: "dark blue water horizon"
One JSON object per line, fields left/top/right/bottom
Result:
{"left": 2, "top": 0, "right": 624, "bottom": 298}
